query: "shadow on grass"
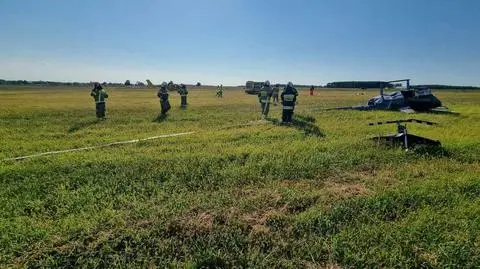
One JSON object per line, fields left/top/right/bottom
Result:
{"left": 68, "top": 119, "right": 101, "bottom": 133}
{"left": 153, "top": 113, "right": 169, "bottom": 123}
{"left": 294, "top": 114, "right": 316, "bottom": 123}
{"left": 267, "top": 114, "right": 325, "bottom": 137}
{"left": 372, "top": 139, "right": 450, "bottom": 157}
{"left": 424, "top": 110, "right": 461, "bottom": 116}
{"left": 409, "top": 144, "right": 450, "bottom": 157}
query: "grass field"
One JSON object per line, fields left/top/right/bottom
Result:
{"left": 1, "top": 86, "right": 479, "bottom": 268}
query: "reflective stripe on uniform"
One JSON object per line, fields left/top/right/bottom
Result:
{"left": 92, "top": 90, "right": 107, "bottom": 103}
{"left": 260, "top": 91, "right": 270, "bottom": 103}
{"left": 283, "top": 94, "right": 295, "bottom": 101}
{"left": 283, "top": 106, "right": 294, "bottom": 110}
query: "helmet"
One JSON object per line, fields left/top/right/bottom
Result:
{"left": 264, "top": 80, "right": 270, "bottom": 87}
{"left": 287, "top": 81, "right": 294, "bottom": 87}
{"left": 161, "top": 82, "right": 167, "bottom": 87}
{"left": 94, "top": 82, "right": 100, "bottom": 87}
{"left": 181, "top": 84, "right": 186, "bottom": 89}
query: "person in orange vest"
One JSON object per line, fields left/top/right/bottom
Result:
{"left": 309, "top": 85, "right": 315, "bottom": 96}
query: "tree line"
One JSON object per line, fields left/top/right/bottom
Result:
{"left": 0, "top": 79, "right": 204, "bottom": 87}
{"left": 325, "top": 81, "right": 479, "bottom": 90}
{"left": 414, "top": 84, "right": 480, "bottom": 90}
{"left": 1, "top": 79, "right": 478, "bottom": 90}
{"left": 0, "top": 79, "right": 126, "bottom": 87}
{"left": 326, "top": 81, "right": 394, "bottom": 89}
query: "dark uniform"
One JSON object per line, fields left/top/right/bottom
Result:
{"left": 281, "top": 84, "right": 298, "bottom": 123}
{"left": 258, "top": 82, "right": 272, "bottom": 118}
{"left": 178, "top": 84, "right": 188, "bottom": 108}
{"left": 158, "top": 86, "right": 171, "bottom": 115}
{"left": 216, "top": 85, "right": 224, "bottom": 97}
{"left": 90, "top": 84, "right": 109, "bottom": 119}
{"left": 272, "top": 85, "right": 280, "bottom": 105}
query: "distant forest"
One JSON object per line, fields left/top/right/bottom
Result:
{"left": 325, "top": 81, "right": 479, "bottom": 90}
{"left": 413, "top": 84, "right": 480, "bottom": 90}
{"left": 0, "top": 79, "right": 124, "bottom": 87}
{"left": 1, "top": 79, "right": 479, "bottom": 90}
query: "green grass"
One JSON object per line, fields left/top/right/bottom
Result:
{"left": 0, "top": 86, "right": 479, "bottom": 268}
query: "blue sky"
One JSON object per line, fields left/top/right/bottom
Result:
{"left": 1, "top": 0, "right": 479, "bottom": 85}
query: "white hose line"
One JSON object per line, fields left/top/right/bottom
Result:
{"left": 2, "top": 120, "right": 270, "bottom": 162}
{"left": 3, "top": 132, "right": 196, "bottom": 162}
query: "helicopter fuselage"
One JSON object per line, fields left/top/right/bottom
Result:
{"left": 366, "top": 88, "right": 442, "bottom": 111}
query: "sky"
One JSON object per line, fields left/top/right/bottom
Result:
{"left": 0, "top": 0, "right": 479, "bottom": 86}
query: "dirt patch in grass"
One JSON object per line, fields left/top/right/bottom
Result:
{"left": 304, "top": 261, "right": 342, "bottom": 269}
{"left": 323, "top": 182, "right": 370, "bottom": 198}
{"left": 174, "top": 211, "right": 215, "bottom": 235}
{"left": 250, "top": 224, "right": 270, "bottom": 234}
{"left": 241, "top": 206, "right": 287, "bottom": 224}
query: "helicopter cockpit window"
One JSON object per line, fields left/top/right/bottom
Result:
{"left": 415, "top": 88, "right": 432, "bottom": 96}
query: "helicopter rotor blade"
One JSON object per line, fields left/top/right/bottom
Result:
{"left": 368, "top": 120, "right": 402, "bottom": 126}
{"left": 368, "top": 119, "right": 439, "bottom": 126}
{"left": 405, "top": 119, "right": 439, "bottom": 125}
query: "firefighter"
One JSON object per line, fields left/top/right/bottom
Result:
{"left": 272, "top": 84, "right": 280, "bottom": 105}
{"left": 216, "top": 84, "right": 224, "bottom": 97}
{"left": 178, "top": 84, "right": 188, "bottom": 108}
{"left": 310, "top": 85, "right": 315, "bottom": 96}
{"left": 157, "top": 82, "right": 171, "bottom": 115}
{"left": 90, "top": 82, "right": 109, "bottom": 119}
{"left": 258, "top": 80, "right": 272, "bottom": 118}
{"left": 281, "top": 81, "right": 298, "bottom": 123}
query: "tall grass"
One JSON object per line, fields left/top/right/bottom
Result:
{"left": 0, "top": 86, "right": 479, "bottom": 267}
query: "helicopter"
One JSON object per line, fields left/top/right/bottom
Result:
{"left": 368, "top": 119, "right": 441, "bottom": 150}
{"left": 324, "top": 79, "right": 456, "bottom": 114}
